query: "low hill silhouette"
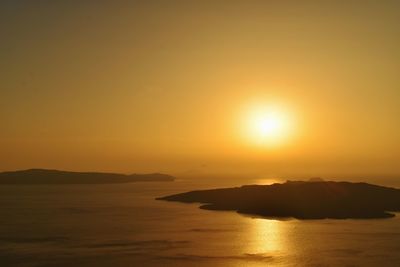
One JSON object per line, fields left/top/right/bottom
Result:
{"left": 0, "top": 169, "right": 174, "bottom": 184}
{"left": 157, "top": 181, "right": 400, "bottom": 219}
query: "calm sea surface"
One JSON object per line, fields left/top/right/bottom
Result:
{"left": 1, "top": 177, "right": 400, "bottom": 266}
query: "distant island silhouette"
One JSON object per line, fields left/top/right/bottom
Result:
{"left": 0, "top": 169, "right": 174, "bottom": 184}
{"left": 157, "top": 180, "right": 400, "bottom": 219}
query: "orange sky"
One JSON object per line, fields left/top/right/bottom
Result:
{"left": 1, "top": 1, "right": 399, "bottom": 178}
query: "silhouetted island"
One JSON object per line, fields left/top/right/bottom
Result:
{"left": 157, "top": 181, "right": 400, "bottom": 219}
{"left": 0, "top": 169, "right": 174, "bottom": 184}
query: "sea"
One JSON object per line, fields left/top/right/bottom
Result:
{"left": 1, "top": 176, "right": 400, "bottom": 266}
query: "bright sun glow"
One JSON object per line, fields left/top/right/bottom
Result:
{"left": 242, "top": 104, "right": 292, "bottom": 147}
{"left": 254, "top": 113, "right": 283, "bottom": 137}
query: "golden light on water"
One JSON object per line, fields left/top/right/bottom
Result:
{"left": 254, "top": 178, "right": 284, "bottom": 185}
{"left": 250, "top": 219, "right": 286, "bottom": 254}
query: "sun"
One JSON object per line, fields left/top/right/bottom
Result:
{"left": 243, "top": 104, "right": 291, "bottom": 147}
{"left": 254, "top": 113, "right": 283, "bottom": 137}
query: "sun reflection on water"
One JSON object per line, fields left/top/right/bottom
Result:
{"left": 253, "top": 178, "right": 284, "bottom": 185}
{"left": 250, "top": 218, "right": 287, "bottom": 254}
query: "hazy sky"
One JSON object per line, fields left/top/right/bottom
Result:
{"left": 1, "top": 0, "right": 399, "bottom": 177}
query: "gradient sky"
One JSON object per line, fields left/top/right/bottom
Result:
{"left": 1, "top": 0, "right": 399, "bottom": 178}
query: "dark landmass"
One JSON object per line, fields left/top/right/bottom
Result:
{"left": 0, "top": 169, "right": 174, "bottom": 184}
{"left": 157, "top": 180, "right": 400, "bottom": 219}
